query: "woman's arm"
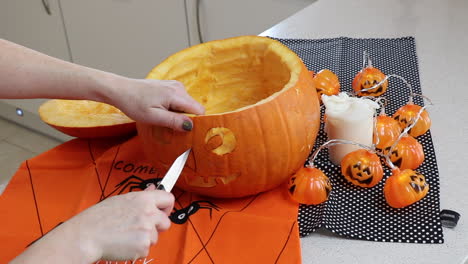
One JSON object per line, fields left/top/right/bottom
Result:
{"left": 0, "top": 39, "right": 205, "bottom": 131}
{"left": 10, "top": 185, "right": 174, "bottom": 264}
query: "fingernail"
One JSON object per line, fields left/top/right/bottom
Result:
{"left": 182, "top": 120, "right": 193, "bottom": 131}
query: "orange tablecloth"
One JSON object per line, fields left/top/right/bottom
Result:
{"left": 0, "top": 135, "right": 301, "bottom": 263}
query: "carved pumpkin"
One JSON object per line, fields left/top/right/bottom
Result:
{"left": 138, "top": 36, "right": 321, "bottom": 198}
{"left": 373, "top": 114, "right": 402, "bottom": 151}
{"left": 384, "top": 168, "right": 429, "bottom": 208}
{"left": 312, "top": 69, "right": 340, "bottom": 101}
{"left": 384, "top": 135, "right": 425, "bottom": 170}
{"left": 341, "top": 149, "right": 383, "bottom": 187}
{"left": 393, "top": 103, "right": 431, "bottom": 137}
{"left": 352, "top": 66, "right": 388, "bottom": 96}
{"left": 39, "top": 99, "right": 135, "bottom": 138}
{"left": 288, "top": 167, "right": 331, "bottom": 205}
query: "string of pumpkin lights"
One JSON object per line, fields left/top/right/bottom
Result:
{"left": 288, "top": 51, "right": 434, "bottom": 209}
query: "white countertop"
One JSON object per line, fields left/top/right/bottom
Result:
{"left": 261, "top": 0, "right": 468, "bottom": 263}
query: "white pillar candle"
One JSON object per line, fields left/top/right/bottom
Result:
{"left": 322, "top": 93, "right": 379, "bottom": 165}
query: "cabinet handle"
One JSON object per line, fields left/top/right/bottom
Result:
{"left": 41, "top": 0, "right": 52, "bottom": 15}
{"left": 195, "top": 0, "right": 204, "bottom": 43}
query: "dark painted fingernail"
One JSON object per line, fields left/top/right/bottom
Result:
{"left": 182, "top": 121, "right": 193, "bottom": 131}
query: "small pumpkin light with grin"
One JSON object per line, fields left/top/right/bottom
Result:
{"left": 393, "top": 103, "right": 431, "bottom": 138}
{"left": 384, "top": 168, "right": 429, "bottom": 208}
{"left": 352, "top": 66, "right": 388, "bottom": 97}
{"left": 341, "top": 149, "right": 383, "bottom": 188}
{"left": 384, "top": 135, "right": 425, "bottom": 170}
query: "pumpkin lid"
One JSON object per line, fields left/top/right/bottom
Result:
{"left": 39, "top": 99, "right": 134, "bottom": 128}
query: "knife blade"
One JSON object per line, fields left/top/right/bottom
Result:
{"left": 156, "top": 149, "right": 191, "bottom": 192}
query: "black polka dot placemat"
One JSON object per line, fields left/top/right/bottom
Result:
{"left": 272, "top": 37, "right": 444, "bottom": 244}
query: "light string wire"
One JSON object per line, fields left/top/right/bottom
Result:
{"left": 306, "top": 139, "right": 376, "bottom": 169}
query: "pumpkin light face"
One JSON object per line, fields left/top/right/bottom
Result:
{"left": 384, "top": 168, "right": 429, "bottom": 208}
{"left": 352, "top": 67, "right": 388, "bottom": 96}
{"left": 313, "top": 69, "right": 340, "bottom": 101}
{"left": 137, "top": 36, "right": 321, "bottom": 198}
{"left": 384, "top": 135, "right": 425, "bottom": 170}
{"left": 288, "top": 167, "right": 331, "bottom": 205}
{"left": 374, "top": 115, "right": 402, "bottom": 151}
{"left": 341, "top": 149, "right": 383, "bottom": 187}
{"left": 393, "top": 103, "right": 431, "bottom": 137}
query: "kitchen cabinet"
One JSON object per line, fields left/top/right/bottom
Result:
{"left": 0, "top": 0, "right": 189, "bottom": 141}
{"left": 0, "top": 0, "right": 72, "bottom": 141}
{"left": 0, "top": 0, "right": 71, "bottom": 61}
{"left": 186, "top": 0, "right": 315, "bottom": 44}
{"left": 59, "top": 0, "right": 189, "bottom": 79}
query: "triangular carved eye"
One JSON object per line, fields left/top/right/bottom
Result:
{"left": 353, "top": 162, "right": 362, "bottom": 170}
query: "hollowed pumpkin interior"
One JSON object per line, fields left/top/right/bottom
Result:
{"left": 147, "top": 37, "right": 300, "bottom": 115}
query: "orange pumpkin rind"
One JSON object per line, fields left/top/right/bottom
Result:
{"left": 138, "top": 36, "right": 321, "bottom": 198}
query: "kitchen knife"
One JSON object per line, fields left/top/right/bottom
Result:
{"left": 156, "top": 149, "right": 191, "bottom": 192}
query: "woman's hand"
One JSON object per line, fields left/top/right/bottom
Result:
{"left": 108, "top": 78, "right": 205, "bottom": 132}
{"left": 11, "top": 185, "right": 175, "bottom": 263}
{"left": 70, "top": 184, "right": 175, "bottom": 261}
{"left": 0, "top": 39, "right": 205, "bottom": 132}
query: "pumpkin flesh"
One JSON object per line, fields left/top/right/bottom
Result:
{"left": 39, "top": 99, "right": 135, "bottom": 138}
{"left": 138, "top": 36, "right": 321, "bottom": 198}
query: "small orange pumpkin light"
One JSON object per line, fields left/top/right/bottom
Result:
{"left": 384, "top": 135, "right": 424, "bottom": 170}
{"left": 373, "top": 98, "right": 401, "bottom": 151}
{"left": 341, "top": 149, "right": 383, "bottom": 188}
{"left": 393, "top": 102, "right": 431, "bottom": 137}
{"left": 288, "top": 167, "right": 331, "bottom": 205}
{"left": 374, "top": 114, "right": 402, "bottom": 151}
{"left": 352, "top": 66, "right": 388, "bottom": 97}
{"left": 313, "top": 69, "right": 340, "bottom": 101}
{"left": 384, "top": 168, "right": 429, "bottom": 208}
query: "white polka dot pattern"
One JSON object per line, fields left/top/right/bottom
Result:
{"left": 274, "top": 37, "right": 444, "bottom": 244}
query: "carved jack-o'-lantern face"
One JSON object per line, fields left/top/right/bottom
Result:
{"left": 393, "top": 103, "right": 431, "bottom": 137}
{"left": 341, "top": 149, "right": 383, "bottom": 188}
{"left": 373, "top": 115, "right": 402, "bottom": 151}
{"left": 184, "top": 127, "right": 240, "bottom": 187}
{"left": 288, "top": 167, "right": 331, "bottom": 205}
{"left": 312, "top": 69, "right": 340, "bottom": 101}
{"left": 384, "top": 168, "right": 429, "bottom": 208}
{"left": 383, "top": 135, "right": 424, "bottom": 170}
{"left": 352, "top": 66, "right": 388, "bottom": 96}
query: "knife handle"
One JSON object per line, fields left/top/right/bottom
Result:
{"left": 156, "top": 184, "right": 166, "bottom": 191}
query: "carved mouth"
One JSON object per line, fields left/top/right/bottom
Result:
{"left": 360, "top": 84, "right": 383, "bottom": 95}
{"left": 185, "top": 173, "right": 240, "bottom": 188}
{"left": 410, "top": 182, "right": 427, "bottom": 193}
{"left": 346, "top": 166, "right": 373, "bottom": 185}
